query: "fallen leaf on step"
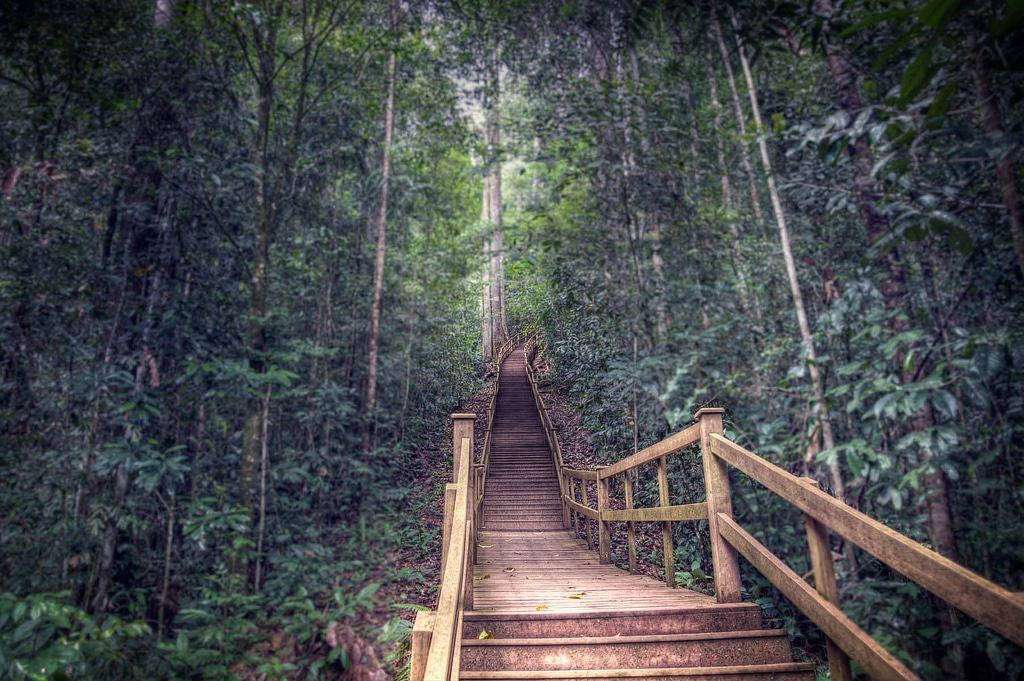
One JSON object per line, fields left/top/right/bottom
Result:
{"left": 565, "top": 591, "right": 587, "bottom": 599}
{"left": 503, "top": 567, "right": 515, "bottom": 573}
{"left": 478, "top": 544, "right": 494, "bottom": 548}
{"left": 477, "top": 630, "right": 492, "bottom": 640}
{"left": 535, "top": 604, "right": 549, "bottom": 611}
{"left": 474, "top": 574, "right": 490, "bottom": 580}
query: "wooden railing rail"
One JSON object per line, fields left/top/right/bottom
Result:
{"left": 546, "top": 398, "right": 1024, "bottom": 681}
{"left": 419, "top": 434, "right": 474, "bottom": 681}
{"left": 523, "top": 336, "right": 570, "bottom": 529}
{"left": 708, "top": 434, "right": 1024, "bottom": 659}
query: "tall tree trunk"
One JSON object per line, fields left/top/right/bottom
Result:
{"left": 706, "top": 52, "right": 760, "bottom": 329}
{"left": 361, "top": 0, "right": 398, "bottom": 454}
{"left": 730, "top": 17, "right": 846, "bottom": 509}
{"left": 481, "top": 172, "right": 492, "bottom": 359}
{"left": 483, "top": 70, "right": 506, "bottom": 354}
{"left": 711, "top": 18, "right": 765, "bottom": 227}
{"left": 239, "top": 50, "right": 275, "bottom": 579}
{"left": 970, "top": 29, "right": 1024, "bottom": 279}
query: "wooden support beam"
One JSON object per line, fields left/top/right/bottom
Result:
{"left": 697, "top": 408, "right": 741, "bottom": 603}
{"left": 451, "top": 413, "right": 476, "bottom": 475}
{"left": 597, "top": 474, "right": 611, "bottom": 563}
{"left": 410, "top": 611, "right": 434, "bottom": 681}
{"left": 657, "top": 455, "right": 674, "bottom": 587}
{"left": 602, "top": 503, "right": 708, "bottom": 523}
{"left": 440, "top": 484, "right": 455, "bottom": 581}
{"left": 564, "top": 494, "right": 600, "bottom": 521}
{"left": 801, "top": 478, "right": 852, "bottom": 681}
{"left": 623, "top": 471, "right": 637, "bottom": 573}
{"left": 710, "top": 433, "right": 1024, "bottom": 645}
{"left": 564, "top": 468, "right": 600, "bottom": 481}
{"left": 718, "top": 514, "right": 917, "bottom": 681}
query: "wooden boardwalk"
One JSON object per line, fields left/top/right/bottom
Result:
{"left": 456, "top": 345, "right": 815, "bottom": 679}
{"left": 416, "top": 340, "right": 1023, "bottom": 680}
{"left": 475, "top": 347, "right": 720, "bottom": 614}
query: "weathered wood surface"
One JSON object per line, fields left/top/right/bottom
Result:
{"left": 697, "top": 409, "right": 741, "bottom": 604}
{"left": 717, "top": 514, "right": 918, "bottom": 681}
{"left": 710, "top": 433, "right": 1024, "bottom": 647}
{"left": 601, "top": 502, "right": 707, "bottom": 523}
{"left": 597, "top": 422, "right": 700, "bottom": 479}
{"left": 474, "top": 530, "right": 717, "bottom": 613}
{"left": 424, "top": 436, "right": 473, "bottom": 680}
{"left": 800, "top": 477, "right": 852, "bottom": 681}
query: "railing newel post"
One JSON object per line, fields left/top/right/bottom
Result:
{"left": 597, "top": 466, "right": 610, "bottom": 563}
{"left": 696, "top": 407, "right": 742, "bottom": 603}
{"left": 623, "top": 470, "right": 637, "bottom": 573}
{"left": 656, "top": 454, "right": 675, "bottom": 587}
{"left": 801, "top": 476, "right": 852, "bottom": 681}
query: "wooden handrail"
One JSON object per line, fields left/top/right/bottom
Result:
{"left": 519, "top": 381, "right": 1023, "bottom": 678}
{"left": 709, "top": 433, "right": 1024, "bottom": 649}
{"left": 523, "top": 335, "right": 570, "bottom": 529}
{"left": 422, "top": 436, "right": 473, "bottom": 680}
{"left": 563, "top": 468, "right": 599, "bottom": 480}
{"left": 597, "top": 423, "right": 700, "bottom": 479}
{"left": 717, "top": 513, "right": 917, "bottom": 681}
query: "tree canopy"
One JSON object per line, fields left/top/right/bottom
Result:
{"left": 1, "top": 0, "right": 1022, "bottom": 679}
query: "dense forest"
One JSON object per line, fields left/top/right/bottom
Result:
{"left": 1, "top": 0, "right": 1022, "bottom": 679}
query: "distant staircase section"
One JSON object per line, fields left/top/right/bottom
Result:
{"left": 413, "top": 334, "right": 1024, "bottom": 681}
{"left": 482, "top": 350, "right": 564, "bottom": 532}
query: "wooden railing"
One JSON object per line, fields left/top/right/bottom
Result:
{"left": 556, "top": 405, "right": 1024, "bottom": 681}
{"left": 523, "top": 336, "right": 569, "bottom": 529}
{"left": 411, "top": 332, "right": 530, "bottom": 681}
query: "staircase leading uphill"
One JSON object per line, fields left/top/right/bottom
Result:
{"left": 461, "top": 345, "right": 816, "bottom": 680}
{"left": 481, "top": 350, "right": 564, "bottom": 532}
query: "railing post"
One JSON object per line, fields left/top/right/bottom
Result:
{"left": 696, "top": 407, "right": 742, "bottom": 603}
{"left": 440, "top": 484, "right": 456, "bottom": 581}
{"left": 801, "top": 477, "right": 852, "bottom": 681}
{"left": 568, "top": 477, "right": 578, "bottom": 537}
{"left": 623, "top": 471, "right": 637, "bottom": 573}
{"left": 589, "top": 477, "right": 598, "bottom": 548}
{"left": 597, "top": 467, "right": 610, "bottom": 563}
{"left": 451, "top": 415, "right": 475, "bottom": 611}
{"left": 410, "top": 611, "right": 434, "bottom": 681}
{"left": 451, "top": 413, "right": 476, "bottom": 475}
{"left": 657, "top": 455, "right": 675, "bottom": 587}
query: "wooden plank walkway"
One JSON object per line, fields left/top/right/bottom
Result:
{"left": 474, "top": 346, "right": 719, "bottom": 614}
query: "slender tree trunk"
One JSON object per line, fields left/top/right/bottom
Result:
{"left": 706, "top": 54, "right": 759, "bottom": 327}
{"left": 481, "top": 172, "right": 492, "bottom": 359}
{"left": 712, "top": 18, "right": 765, "bottom": 227}
{"left": 157, "top": 490, "right": 175, "bottom": 638}
{"left": 362, "top": 0, "right": 398, "bottom": 454}
{"left": 484, "top": 70, "right": 506, "bottom": 352}
{"left": 239, "top": 60, "right": 275, "bottom": 577}
{"left": 970, "top": 29, "right": 1024, "bottom": 279}
{"left": 731, "top": 18, "right": 846, "bottom": 507}
{"left": 254, "top": 386, "right": 271, "bottom": 592}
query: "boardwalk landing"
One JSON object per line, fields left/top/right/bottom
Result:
{"left": 459, "top": 346, "right": 815, "bottom": 679}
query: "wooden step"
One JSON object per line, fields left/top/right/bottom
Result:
{"left": 458, "top": 662, "right": 816, "bottom": 680}
{"left": 458, "top": 664, "right": 816, "bottom": 680}
{"left": 460, "top": 630, "right": 794, "bottom": 671}
{"left": 462, "top": 606, "right": 763, "bottom": 638}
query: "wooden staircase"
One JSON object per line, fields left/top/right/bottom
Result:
{"left": 453, "top": 346, "right": 812, "bottom": 679}
{"left": 414, "top": 337, "right": 1024, "bottom": 681}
